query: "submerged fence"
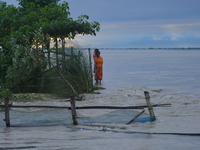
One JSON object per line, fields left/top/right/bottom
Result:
{"left": 0, "top": 91, "right": 171, "bottom": 127}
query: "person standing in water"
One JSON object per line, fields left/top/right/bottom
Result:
{"left": 93, "top": 49, "right": 103, "bottom": 84}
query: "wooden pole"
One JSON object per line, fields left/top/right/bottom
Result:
{"left": 88, "top": 48, "right": 93, "bottom": 92}
{"left": 4, "top": 97, "right": 10, "bottom": 127}
{"left": 126, "top": 109, "right": 145, "bottom": 125}
{"left": 70, "top": 47, "right": 74, "bottom": 63}
{"left": 144, "top": 91, "right": 156, "bottom": 121}
{"left": 70, "top": 96, "right": 78, "bottom": 125}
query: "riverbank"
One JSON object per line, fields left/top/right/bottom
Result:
{"left": 0, "top": 93, "right": 67, "bottom": 102}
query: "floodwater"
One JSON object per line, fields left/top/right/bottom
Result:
{"left": 1, "top": 49, "right": 200, "bottom": 150}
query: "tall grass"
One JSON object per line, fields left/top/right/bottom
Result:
{"left": 43, "top": 41, "right": 93, "bottom": 97}
{"left": 4, "top": 38, "right": 94, "bottom": 98}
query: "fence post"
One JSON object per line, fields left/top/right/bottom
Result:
{"left": 88, "top": 48, "right": 93, "bottom": 92}
{"left": 70, "top": 96, "right": 78, "bottom": 125}
{"left": 4, "top": 97, "right": 10, "bottom": 127}
{"left": 144, "top": 91, "right": 156, "bottom": 121}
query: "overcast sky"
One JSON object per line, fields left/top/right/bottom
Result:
{"left": 4, "top": 0, "right": 200, "bottom": 48}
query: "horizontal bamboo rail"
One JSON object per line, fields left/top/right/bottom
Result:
{"left": 0, "top": 146, "right": 37, "bottom": 149}
{"left": 0, "top": 103, "right": 171, "bottom": 109}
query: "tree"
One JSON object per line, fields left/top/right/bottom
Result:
{"left": 0, "top": 0, "right": 100, "bottom": 95}
{"left": 17, "top": 0, "right": 60, "bottom": 7}
{"left": 0, "top": 2, "right": 19, "bottom": 84}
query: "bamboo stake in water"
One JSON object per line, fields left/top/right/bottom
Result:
{"left": 4, "top": 97, "right": 10, "bottom": 127}
{"left": 70, "top": 96, "right": 78, "bottom": 125}
{"left": 144, "top": 91, "right": 156, "bottom": 121}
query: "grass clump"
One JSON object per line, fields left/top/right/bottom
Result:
{"left": 41, "top": 44, "right": 94, "bottom": 98}
{"left": 12, "top": 93, "right": 43, "bottom": 101}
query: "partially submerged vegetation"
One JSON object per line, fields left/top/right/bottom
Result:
{"left": 0, "top": 0, "right": 100, "bottom": 99}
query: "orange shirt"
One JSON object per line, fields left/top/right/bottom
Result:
{"left": 94, "top": 56, "right": 103, "bottom": 68}
{"left": 94, "top": 56, "right": 103, "bottom": 80}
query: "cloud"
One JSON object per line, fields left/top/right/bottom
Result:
{"left": 83, "top": 0, "right": 200, "bottom": 46}
{"left": 170, "top": 37, "right": 177, "bottom": 41}
{"left": 4, "top": 0, "right": 200, "bottom": 48}
{"left": 153, "top": 37, "right": 162, "bottom": 41}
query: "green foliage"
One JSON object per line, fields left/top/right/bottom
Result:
{"left": 0, "top": 47, "right": 13, "bottom": 84}
{"left": 0, "top": 0, "right": 100, "bottom": 96}
{"left": 93, "top": 86, "right": 106, "bottom": 90}
{"left": 102, "top": 128, "right": 107, "bottom": 131}
{"left": 44, "top": 46, "right": 93, "bottom": 97}
{"left": 12, "top": 93, "right": 42, "bottom": 101}
{"left": 75, "top": 15, "right": 100, "bottom": 36}
{"left": 17, "top": 0, "right": 60, "bottom": 7}
{"left": 0, "top": 87, "right": 12, "bottom": 98}
{"left": 5, "top": 45, "right": 46, "bottom": 86}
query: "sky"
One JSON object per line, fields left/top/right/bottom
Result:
{"left": 3, "top": 0, "right": 200, "bottom": 48}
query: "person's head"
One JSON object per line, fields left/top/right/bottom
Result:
{"left": 95, "top": 49, "right": 100, "bottom": 57}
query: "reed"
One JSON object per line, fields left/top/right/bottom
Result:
{"left": 2, "top": 39, "right": 93, "bottom": 98}
{"left": 43, "top": 41, "right": 93, "bottom": 97}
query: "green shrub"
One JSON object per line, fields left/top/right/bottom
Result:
{"left": 0, "top": 87, "right": 12, "bottom": 98}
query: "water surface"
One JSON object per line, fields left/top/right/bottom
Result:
{"left": 1, "top": 49, "right": 200, "bottom": 150}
